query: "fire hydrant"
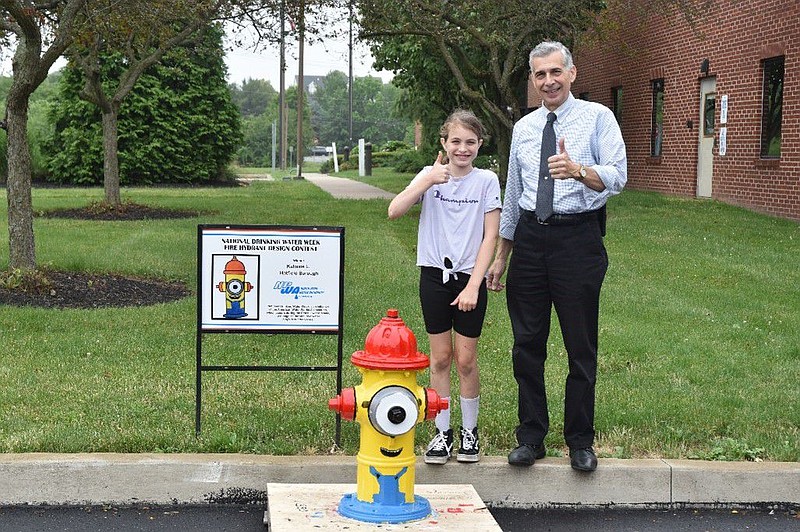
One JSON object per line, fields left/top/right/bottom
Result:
{"left": 328, "top": 309, "right": 448, "bottom": 524}
{"left": 216, "top": 255, "right": 252, "bottom": 319}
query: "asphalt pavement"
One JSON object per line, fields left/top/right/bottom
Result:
{"left": 1, "top": 505, "right": 798, "bottom": 531}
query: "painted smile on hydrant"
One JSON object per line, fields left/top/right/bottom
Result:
{"left": 380, "top": 447, "right": 403, "bottom": 457}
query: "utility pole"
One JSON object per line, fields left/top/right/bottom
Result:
{"left": 295, "top": 0, "right": 305, "bottom": 179}
{"left": 348, "top": 1, "right": 354, "bottom": 146}
{"left": 271, "top": 120, "right": 276, "bottom": 171}
{"left": 279, "top": 0, "right": 287, "bottom": 171}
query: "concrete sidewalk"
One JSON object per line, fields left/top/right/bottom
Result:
{"left": 302, "top": 172, "right": 397, "bottom": 200}
{"left": 241, "top": 172, "right": 398, "bottom": 200}
{"left": 0, "top": 453, "right": 797, "bottom": 509}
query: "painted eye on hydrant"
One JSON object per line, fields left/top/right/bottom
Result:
{"left": 226, "top": 279, "right": 244, "bottom": 297}
{"left": 368, "top": 386, "right": 419, "bottom": 437}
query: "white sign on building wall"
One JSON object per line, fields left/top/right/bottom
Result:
{"left": 720, "top": 95, "right": 728, "bottom": 124}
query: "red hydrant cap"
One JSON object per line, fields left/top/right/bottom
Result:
{"left": 350, "top": 309, "right": 430, "bottom": 370}
{"left": 223, "top": 256, "right": 247, "bottom": 274}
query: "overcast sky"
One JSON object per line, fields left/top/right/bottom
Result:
{"left": 224, "top": 33, "right": 393, "bottom": 87}
{"left": 1, "top": 25, "right": 394, "bottom": 87}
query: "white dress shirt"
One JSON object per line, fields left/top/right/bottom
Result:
{"left": 500, "top": 93, "right": 627, "bottom": 241}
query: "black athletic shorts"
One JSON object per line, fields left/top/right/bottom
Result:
{"left": 419, "top": 266, "right": 488, "bottom": 338}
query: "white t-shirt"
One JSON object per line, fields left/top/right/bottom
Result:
{"left": 414, "top": 166, "right": 501, "bottom": 282}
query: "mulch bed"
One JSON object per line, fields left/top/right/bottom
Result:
{"left": 0, "top": 270, "right": 191, "bottom": 309}
{"left": 2, "top": 203, "right": 194, "bottom": 309}
{"left": 39, "top": 201, "right": 201, "bottom": 221}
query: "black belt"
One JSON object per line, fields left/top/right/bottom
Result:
{"left": 521, "top": 208, "right": 601, "bottom": 226}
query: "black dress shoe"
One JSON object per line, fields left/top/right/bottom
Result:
{"left": 508, "top": 443, "right": 546, "bottom": 466}
{"left": 570, "top": 447, "right": 598, "bottom": 472}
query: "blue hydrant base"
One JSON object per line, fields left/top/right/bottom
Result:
{"left": 337, "top": 492, "right": 432, "bottom": 524}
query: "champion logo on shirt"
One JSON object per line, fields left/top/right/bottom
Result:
{"left": 433, "top": 190, "right": 479, "bottom": 206}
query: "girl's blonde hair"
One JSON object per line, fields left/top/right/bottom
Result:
{"left": 440, "top": 109, "right": 485, "bottom": 141}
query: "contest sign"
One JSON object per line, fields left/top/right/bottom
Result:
{"left": 197, "top": 225, "right": 344, "bottom": 333}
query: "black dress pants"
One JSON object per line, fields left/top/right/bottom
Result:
{"left": 506, "top": 212, "right": 608, "bottom": 449}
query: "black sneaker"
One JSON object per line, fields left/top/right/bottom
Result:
{"left": 457, "top": 426, "right": 480, "bottom": 463}
{"left": 424, "top": 429, "right": 453, "bottom": 464}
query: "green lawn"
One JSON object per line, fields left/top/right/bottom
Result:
{"left": 0, "top": 173, "right": 797, "bottom": 462}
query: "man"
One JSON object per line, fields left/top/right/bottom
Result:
{"left": 486, "top": 41, "right": 627, "bottom": 472}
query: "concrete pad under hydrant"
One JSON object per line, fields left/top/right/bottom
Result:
{"left": 263, "top": 483, "right": 501, "bottom": 531}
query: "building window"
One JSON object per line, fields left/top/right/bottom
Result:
{"left": 612, "top": 86, "right": 623, "bottom": 124}
{"left": 650, "top": 79, "right": 664, "bottom": 157}
{"left": 760, "top": 56, "right": 784, "bottom": 158}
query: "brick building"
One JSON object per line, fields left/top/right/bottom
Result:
{"left": 548, "top": 0, "right": 799, "bottom": 221}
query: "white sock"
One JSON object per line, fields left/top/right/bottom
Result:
{"left": 435, "top": 397, "right": 451, "bottom": 433}
{"left": 460, "top": 395, "right": 480, "bottom": 430}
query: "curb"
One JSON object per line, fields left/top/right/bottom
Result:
{"left": 1, "top": 454, "right": 797, "bottom": 509}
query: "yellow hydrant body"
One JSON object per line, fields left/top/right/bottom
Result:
{"left": 352, "top": 368, "right": 424, "bottom": 503}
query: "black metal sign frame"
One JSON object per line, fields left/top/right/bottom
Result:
{"left": 195, "top": 224, "right": 345, "bottom": 445}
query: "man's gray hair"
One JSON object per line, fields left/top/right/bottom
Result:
{"left": 530, "top": 41, "right": 574, "bottom": 70}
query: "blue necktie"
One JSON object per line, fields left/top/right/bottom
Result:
{"left": 536, "top": 112, "right": 557, "bottom": 221}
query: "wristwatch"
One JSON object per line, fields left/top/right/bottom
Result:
{"left": 577, "top": 164, "right": 587, "bottom": 181}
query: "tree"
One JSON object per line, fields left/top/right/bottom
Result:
{"left": 0, "top": 76, "right": 8, "bottom": 180}
{"left": 308, "top": 70, "right": 409, "bottom": 150}
{"left": 0, "top": 76, "right": 14, "bottom": 101}
{"left": 359, "top": 0, "right": 718, "bottom": 180}
{"left": 352, "top": 76, "right": 407, "bottom": 147}
{"left": 236, "top": 84, "right": 312, "bottom": 168}
{"left": 1, "top": 73, "right": 59, "bottom": 181}
{"left": 230, "top": 77, "right": 278, "bottom": 166}
{"left": 62, "top": 0, "right": 353, "bottom": 201}
{"left": 238, "top": 109, "right": 277, "bottom": 166}
{"left": 66, "top": 0, "right": 239, "bottom": 205}
{"left": 357, "top": 0, "right": 606, "bottom": 181}
{"left": 1, "top": 0, "right": 89, "bottom": 271}
{"left": 308, "top": 70, "right": 349, "bottom": 147}
{"left": 373, "top": 36, "right": 465, "bottom": 152}
{"left": 230, "top": 78, "right": 278, "bottom": 118}
{"left": 1, "top": 0, "right": 347, "bottom": 271}
{"left": 46, "top": 26, "right": 242, "bottom": 185}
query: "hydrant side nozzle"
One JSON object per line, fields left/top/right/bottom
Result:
{"left": 329, "top": 387, "right": 356, "bottom": 420}
{"left": 423, "top": 388, "right": 448, "bottom": 420}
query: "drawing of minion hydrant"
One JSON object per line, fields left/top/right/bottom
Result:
{"left": 216, "top": 256, "right": 252, "bottom": 318}
{"left": 328, "top": 309, "right": 448, "bottom": 524}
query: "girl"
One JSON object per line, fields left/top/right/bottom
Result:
{"left": 388, "top": 109, "right": 501, "bottom": 464}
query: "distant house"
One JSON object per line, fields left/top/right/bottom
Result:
{"left": 534, "top": 0, "right": 799, "bottom": 221}
{"left": 295, "top": 75, "right": 326, "bottom": 94}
